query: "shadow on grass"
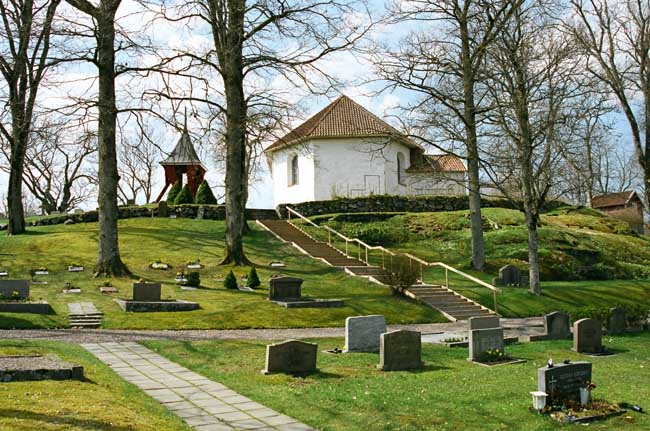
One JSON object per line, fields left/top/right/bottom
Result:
{"left": 0, "top": 314, "right": 56, "bottom": 329}
{"left": 0, "top": 409, "right": 136, "bottom": 431}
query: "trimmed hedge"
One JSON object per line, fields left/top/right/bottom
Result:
{"left": 195, "top": 181, "right": 218, "bottom": 205}
{"left": 174, "top": 185, "right": 194, "bottom": 205}
{"left": 167, "top": 180, "right": 182, "bottom": 203}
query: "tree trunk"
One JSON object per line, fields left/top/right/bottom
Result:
{"left": 94, "top": 9, "right": 128, "bottom": 276}
{"left": 525, "top": 209, "right": 541, "bottom": 295}
{"left": 220, "top": 0, "right": 250, "bottom": 265}
{"left": 460, "top": 18, "right": 485, "bottom": 271}
{"left": 6, "top": 106, "right": 29, "bottom": 235}
{"left": 7, "top": 158, "right": 26, "bottom": 234}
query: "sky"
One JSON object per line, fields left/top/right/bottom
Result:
{"left": 0, "top": 0, "right": 641, "bottom": 212}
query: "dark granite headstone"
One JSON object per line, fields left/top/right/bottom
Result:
{"left": 608, "top": 307, "right": 626, "bottom": 334}
{"left": 545, "top": 311, "right": 571, "bottom": 340}
{"left": 262, "top": 339, "right": 317, "bottom": 375}
{"left": 268, "top": 276, "right": 303, "bottom": 301}
{"left": 158, "top": 201, "right": 169, "bottom": 218}
{"left": 132, "top": 283, "right": 161, "bottom": 302}
{"left": 538, "top": 361, "right": 592, "bottom": 403}
{"left": 0, "top": 280, "right": 30, "bottom": 299}
{"left": 378, "top": 330, "right": 422, "bottom": 371}
{"left": 499, "top": 265, "right": 520, "bottom": 286}
{"left": 573, "top": 318, "right": 603, "bottom": 354}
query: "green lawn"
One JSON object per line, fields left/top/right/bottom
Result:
{"left": 145, "top": 333, "right": 650, "bottom": 431}
{"left": 0, "top": 340, "right": 190, "bottom": 431}
{"left": 0, "top": 218, "right": 443, "bottom": 329}
{"left": 302, "top": 208, "right": 650, "bottom": 317}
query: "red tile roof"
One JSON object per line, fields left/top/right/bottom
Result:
{"left": 407, "top": 154, "right": 467, "bottom": 173}
{"left": 592, "top": 190, "right": 640, "bottom": 209}
{"left": 264, "top": 95, "right": 419, "bottom": 152}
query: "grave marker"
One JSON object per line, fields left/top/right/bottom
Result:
{"left": 0, "top": 280, "right": 30, "bottom": 299}
{"left": 608, "top": 307, "right": 626, "bottom": 334}
{"left": 262, "top": 340, "right": 317, "bottom": 375}
{"left": 132, "top": 283, "right": 161, "bottom": 302}
{"left": 573, "top": 318, "right": 603, "bottom": 354}
{"left": 344, "top": 315, "right": 386, "bottom": 353}
{"left": 468, "top": 316, "right": 504, "bottom": 361}
{"left": 378, "top": 330, "right": 422, "bottom": 371}
{"left": 545, "top": 311, "right": 571, "bottom": 340}
{"left": 538, "top": 361, "right": 592, "bottom": 404}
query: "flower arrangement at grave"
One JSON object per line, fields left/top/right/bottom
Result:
{"left": 175, "top": 271, "right": 189, "bottom": 283}
{"left": 149, "top": 259, "right": 169, "bottom": 270}
{"left": 443, "top": 337, "right": 465, "bottom": 343}
{"left": 478, "top": 348, "right": 512, "bottom": 363}
{"left": 224, "top": 270, "right": 238, "bottom": 290}
{"left": 32, "top": 267, "right": 49, "bottom": 275}
{"left": 247, "top": 267, "right": 260, "bottom": 289}
{"left": 0, "top": 290, "right": 28, "bottom": 302}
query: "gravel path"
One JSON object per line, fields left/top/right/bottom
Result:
{"left": 0, "top": 317, "right": 544, "bottom": 343}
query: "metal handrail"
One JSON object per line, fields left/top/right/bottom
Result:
{"left": 285, "top": 205, "right": 499, "bottom": 314}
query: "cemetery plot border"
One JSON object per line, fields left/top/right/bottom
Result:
{"left": 0, "top": 354, "right": 84, "bottom": 382}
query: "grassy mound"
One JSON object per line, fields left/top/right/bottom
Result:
{"left": 317, "top": 207, "right": 650, "bottom": 281}
{"left": 0, "top": 218, "right": 442, "bottom": 329}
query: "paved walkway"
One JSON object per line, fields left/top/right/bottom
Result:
{"left": 82, "top": 342, "right": 313, "bottom": 431}
{"left": 0, "top": 317, "right": 544, "bottom": 343}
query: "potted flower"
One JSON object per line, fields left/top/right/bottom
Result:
{"left": 580, "top": 381, "right": 596, "bottom": 406}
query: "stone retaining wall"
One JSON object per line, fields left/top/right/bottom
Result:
{"left": 0, "top": 301, "right": 52, "bottom": 314}
{"left": 16, "top": 205, "right": 278, "bottom": 229}
{"left": 277, "top": 195, "right": 565, "bottom": 218}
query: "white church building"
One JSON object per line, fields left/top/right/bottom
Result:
{"left": 265, "top": 96, "right": 467, "bottom": 207}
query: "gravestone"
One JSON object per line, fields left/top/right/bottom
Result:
{"left": 268, "top": 276, "right": 303, "bottom": 301}
{"left": 378, "top": 330, "right": 422, "bottom": 371}
{"left": 0, "top": 280, "right": 30, "bottom": 299}
{"left": 499, "top": 265, "right": 520, "bottom": 286}
{"left": 538, "top": 361, "right": 592, "bottom": 404}
{"left": 344, "top": 315, "right": 387, "bottom": 353}
{"left": 132, "top": 283, "right": 161, "bottom": 302}
{"left": 196, "top": 205, "right": 205, "bottom": 220}
{"left": 157, "top": 201, "right": 169, "bottom": 218}
{"left": 608, "top": 307, "right": 626, "bottom": 334}
{"left": 469, "top": 315, "right": 500, "bottom": 330}
{"left": 573, "top": 318, "right": 603, "bottom": 354}
{"left": 262, "top": 339, "right": 317, "bottom": 375}
{"left": 468, "top": 316, "right": 504, "bottom": 361}
{"left": 544, "top": 311, "right": 571, "bottom": 340}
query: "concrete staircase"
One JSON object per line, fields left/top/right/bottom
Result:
{"left": 68, "top": 302, "right": 103, "bottom": 328}
{"left": 258, "top": 219, "right": 494, "bottom": 321}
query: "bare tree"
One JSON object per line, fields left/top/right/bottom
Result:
{"left": 154, "top": 0, "right": 371, "bottom": 265}
{"left": 483, "top": 0, "right": 577, "bottom": 295}
{"left": 0, "top": 117, "right": 97, "bottom": 213}
{"left": 0, "top": 0, "right": 63, "bottom": 234}
{"left": 375, "top": 0, "right": 521, "bottom": 270}
{"left": 569, "top": 0, "right": 650, "bottom": 218}
{"left": 117, "top": 120, "right": 161, "bottom": 205}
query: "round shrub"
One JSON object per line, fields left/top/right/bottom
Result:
{"left": 174, "top": 184, "right": 194, "bottom": 205}
{"left": 185, "top": 271, "right": 201, "bottom": 287}
{"left": 195, "top": 180, "right": 218, "bottom": 205}
{"left": 224, "top": 270, "right": 238, "bottom": 290}
{"left": 167, "top": 180, "right": 182, "bottom": 203}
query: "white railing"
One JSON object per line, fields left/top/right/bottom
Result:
{"left": 286, "top": 205, "right": 499, "bottom": 314}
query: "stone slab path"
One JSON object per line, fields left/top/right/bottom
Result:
{"left": 82, "top": 342, "right": 313, "bottom": 431}
{"left": 0, "top": 317, "right": 544, "bottom": 343}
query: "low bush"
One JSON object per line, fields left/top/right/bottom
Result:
{"left": 385, "top": 257, "right": 419, "bottom": 296}
{"left": 195, "top": 181, "right": 218, "bottom": 205}
{"left": 174, "top": 185, "right": 194, "bottom": 205}
{"left": 185, "top": 271, "right": 201, "bottom": 287}
{"left": 247, "top": 267, "right": 260, "bottom": 288}
{"left": 571, "top": 306, "right": 611, "bottom": 324}
{"left": 166, "top": 180, "right": 182, "bottom": 203}
{"left": 224, "top": 270, "right": 238, "bottom": 290}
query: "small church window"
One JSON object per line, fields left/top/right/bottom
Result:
{"left": 289, "top": 154, "right": 299, "bottom": 186}
{"left": 397, "top": 152, "right": 406, "bottom": 185}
